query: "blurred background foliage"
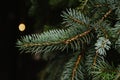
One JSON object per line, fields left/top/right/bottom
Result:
{"left": 26, "top": 0, "right": 80, "bottom": 32}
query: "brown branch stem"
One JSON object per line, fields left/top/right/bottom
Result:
{"left": 93, "top": 51, "right": 99, "bottom": 66}
{"left": 72, "top": 54, "right": 82, "bottom": 80}
{"left": 23, "top": 29, "right": 91, "bottom": 47}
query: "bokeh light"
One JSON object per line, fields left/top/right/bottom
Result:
{"left": 18, "top": 23, "right": 26, "bottom": 31}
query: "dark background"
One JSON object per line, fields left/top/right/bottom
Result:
{"left": 0, "top": 0, "right": 40, "bottom": 80}
{"left": 0, "top": 0, "right": 18, "bottom": 80}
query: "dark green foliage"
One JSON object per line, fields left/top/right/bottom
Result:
{"left": 61, "top": 51, "right": 84, "bottom": 80}
{"left": 91, "top": 61, "right": 117, "bottom": 80}
{"left": 49, "top": 0, "right": 79, "bottom": 8}
{"left": 16, "top": 0, "right": 120, "bottom": 80}
{"left": 28, "top": 0, "right": 80, "bottom": 31}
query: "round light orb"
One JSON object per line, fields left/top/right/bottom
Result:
{"left": 18, "top": 23, "right": 26, "bottom": 31}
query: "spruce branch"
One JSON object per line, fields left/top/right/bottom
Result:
{"left": 92, "top": 60, "right": 118, "bottom": 80}
{"left": 84, "top": 45, "right": 104, "bottom": 79}
{"left": 16, "top": 26, "right": 93, "bottom": 54}
{"left": 72, "top": 54, "right": 82, "bottom": 80}
{"left": 60, "top": 51, "right": 84, "bottom": 80}
{"left": 17, "top": 8, "right": 93, "bottom": 54}
{"left": 61, "top": 8, "right": 90, "bottom": 27}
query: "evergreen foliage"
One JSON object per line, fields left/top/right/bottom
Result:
{"left": 17, "top": 0, "right": 120, "bottom": 80}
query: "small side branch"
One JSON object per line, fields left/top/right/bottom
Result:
{"left": 93, "top": 51, "right": 99, "bottom": 66}
{"left": 65, "top": 29, "right": 91, "bottom": 44}
{"left": 95, "top": 4, "right": 109, "bottom": 8}
{"left": 100, "top": 26, "right": 108, "bottom": 38}
{"left": 81, "top": 0, "right": 89, "bottom": 10}
{"left": 99, "top": 9, "right": 112, "bottom": 23}
{"left": 72, "top": 54, "right": 82, "bottom": 80}
{"left": 69, "top": 16, "right": 89, "bottom": 27}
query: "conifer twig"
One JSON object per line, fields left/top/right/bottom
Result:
{"left": 81, "top": 0, "right": 88, "bottom": 10}
{"left": 93, "top": 51, "right": 98, "bottom": 66}
{"left": 99, "top": 9, "right": 112, "bottom": 23}
{"left": 65, "top": 29, "right": 91, "bottom": 44}
{"left": 69, "top": 16, "right": 90, "bottom": 27}
{"left": 72, "top": 54, "right": 82, "bottom": 80}
{"left": 100, "top": 27, "right": 108, "bottom": 38}
{"left": 95, "top": 4, "right": 109, "bottom": 8}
